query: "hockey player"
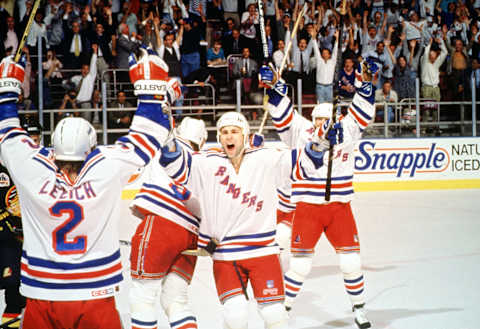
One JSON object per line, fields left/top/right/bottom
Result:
{"left": 129, "top": 116, "right": 207, "bottom": 329}
{"left": 0, "top": 118, "right": 43, "bottom": 328}
{"left": 0, "top": 164, "right": 24, "bottom": 329}
{"left": 158, "top": 107, "right": 344, "bottom": 329}
{"left": 275, "top": 104, "right": 333, "bottom": 273}
{"left": 20, "top": 118, "right": 42, "bottom": 145}
{"left": 0, "top": 48, "right": 177, "bottom": 329}
{"left": 259, "top": 59, "right": 378, "bottom": 329}
{"left": 0, "top": 118, "right": 44, "bottom": 328}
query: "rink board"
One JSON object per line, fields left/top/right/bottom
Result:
{"left": 121, "top": 137, "right": 480, "bottom": 200}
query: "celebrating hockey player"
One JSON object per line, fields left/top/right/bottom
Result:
{"left": 129, "top": 116, "right": 207, "bottom": 329}
{"left": 158, "top": 105, "right": 343, "bottom": 329}
{"left": 259, "top": 59, "right": 378, "bottom": 329}
{"left": 0, "top": 48, "right": 178, "bottom": 329}
{"left": 0, "top": 118, "right": 43, "bottom": 329}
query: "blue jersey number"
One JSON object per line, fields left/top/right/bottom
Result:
{"left": 50, "top": 201, "right": 87, "bottom": 254}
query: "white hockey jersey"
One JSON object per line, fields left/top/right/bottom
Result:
{"left": 276, "top": 185, "right": 295, "bottom": 214}
{"left": 162, "top": 145, "right": 319, "bottom": 261}
{"left": 267, "top": 79, "right": 376, "bottom": 205}
{"left": 131, "top": 138, "right": 200, "bottom": 234}
{"left": 0, "top": 114, "right": 167, "bottom": 301}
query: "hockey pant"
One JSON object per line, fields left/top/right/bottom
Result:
{"left": 130, "top": 215, "right": 198, "bottom": 329}
{"left": 21, "top": 297, "right": 122, "bottom": 329}
{"left": 284, "top": 202, "right": 366, "bottom": 309}
{"left": 213, "top": 255, "right": 288, "bottom": 329}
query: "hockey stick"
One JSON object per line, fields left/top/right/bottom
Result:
{"left": 257, "top": 0, "right": 269, "bottom": 63}
{"left": 233, "top": 261, "right": 249, "bottom": 300}
{"left": 14, "top": 0, "right": 41, "bottom": 63}
{"left": 181, "top": 238, "right": 218, "bottom": 257}
{"left": 258, "top": 3, "right": 308, "bottom": 135}
{"left": 325, "top": 0, "right": 346, "bottom": 201}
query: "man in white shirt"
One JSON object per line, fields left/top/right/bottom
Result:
{"left": 361, "top": 10, "right": 385, "bottom": 58}
{"left": 3, "top": 16, "right": 19, "bottom": 55}
{"left": 312, "top": 29, "right": 339, "bottom": 103}
{"left": 273, "top": 39, "right": 290, "bottom": 72}
{"left": 420, "top": 37, "right": 447, "bottom": 121}
{"left": 288, "top": 33, "right": 315, "bottom": 91}
{"left": 375, "top": 80, "right": 398, "bottom": 122}
{"left": 74, "top": 45, "right": 98, "bottom": 121}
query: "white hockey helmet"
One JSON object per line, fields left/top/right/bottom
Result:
{"left": 176, "top": 117, "right": 208, "bottom": 149}
{"left": 52, "top": 117, "right": 97, "bottom": 161}
{"left": 216, "top": 111, "right": 250, "bottom": 146}
{"left": 311, "top": 103, "right": 333, "bottom": 124}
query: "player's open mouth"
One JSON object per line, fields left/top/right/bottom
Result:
{"left": 226, "top": 144, "right": 235, "bottom": 150}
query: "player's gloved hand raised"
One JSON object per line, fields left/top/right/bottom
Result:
{"left": 259, "top": 63, "right": 287, "bottom": 97}
{"left": 355, "top": 57, "right": 378, "bottom": 84}
{"left": 129, "top": 47, "right": 180, "bottom": 135}
{"left": 250, "top": 133, "right": 264, "bottom": 148}
{"left": 0, "top": 55, "right": 26, "bottom": 104}
{"left": 129, "top": 46, "right": 170, "bottom": 97}
{"left": 312, "top": 119, "right": 344, "bottom": 152}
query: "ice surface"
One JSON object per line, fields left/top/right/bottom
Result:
{"left": 2, "top": 190, "right": 479, "bottom": 329}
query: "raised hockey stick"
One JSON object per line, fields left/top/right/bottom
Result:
{"left": 325, "top": 0, "right": 347, "bottom": 201}
{"left": 257, "top": 0, "right": 269, "bottom": 63}
{"left": 258, "top": 3, "right": 307, "bottom": 135}
{"left": 14, "top": 0, "right": 41, "bottom": 63}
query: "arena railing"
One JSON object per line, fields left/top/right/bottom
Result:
{"left": 28, "top": 36, "right": 477, "bottom": 144}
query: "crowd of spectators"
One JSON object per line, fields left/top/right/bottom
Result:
{"left": 1, "top": 0, "right": 479, "bottom": 129}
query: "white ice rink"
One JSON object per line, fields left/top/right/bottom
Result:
{"left": 115, "top": 189, "right": 480, "bottom": 329}
{"left": 3, "top": 189, "right": 479, "bottom": 329}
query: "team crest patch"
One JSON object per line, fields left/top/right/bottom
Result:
{"left": 3, "top": 267, "right": 12, "bottom": 278}
{"left": 263, "top": 280, "right": 278, "bottom": 295}
{"left": 294, "top": 234, "right": 301, "bottom": 243}
{"left": 0, "top": 173, "right": 10, "bottom": 187}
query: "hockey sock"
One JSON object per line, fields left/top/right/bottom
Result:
{"left": 161, "top": 274, "right": 198, "bottom": 329}
{"left": 344, "top": 273, "right": 365, "bottom": 305}
{"left": 339, "top": 253, "right": 365, "bottom": 305}
{"left": 283, "top": 256, "right": 313, "bottom": 309}
{"left": 130, "top": 279, "right": 160, "bottom": 329}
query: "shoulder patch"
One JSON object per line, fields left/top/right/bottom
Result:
{"left": 0, "top": 172, "right": 11, "bottom": 187}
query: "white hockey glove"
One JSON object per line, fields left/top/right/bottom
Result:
{"left": 129, "top": 47, "right": 180, "bottom": 142}
{"left": 0, "top": 55, "right": 26, "bottom": 104}
{"left": 129, "top": 46, "right": 169, "bottom": 95}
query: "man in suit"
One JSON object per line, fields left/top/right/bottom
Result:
{"left": 63, "top": 20, "right": 89, "bottom": 69}
{"left": 108, "top": 90, "right": 134, "bottom": 143}
{"left": 115, "top": 23, "right": 141, "bottom": 83}
{"left": 232, "top": 47, "right": 259, "bottom": 111}
{"left": 222, "top": 28, "right": 248, "bottom": 58}
{"left": 90, "top": 23, "right": 114, "bottom": 83}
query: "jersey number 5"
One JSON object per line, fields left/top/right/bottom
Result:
{"left": 50, "top": 201, "right": 87, "bottom": 255}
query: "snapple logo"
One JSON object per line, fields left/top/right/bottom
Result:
{"left": 355, "top": 141, "right": 449, "bottom": 177}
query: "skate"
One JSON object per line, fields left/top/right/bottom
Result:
{"left": 353, "top": 304, "right": 371, "bottom": 329}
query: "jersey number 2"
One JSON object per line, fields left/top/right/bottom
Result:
{"left": 50, "top": 201, "right": 87, "bottom": 255}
